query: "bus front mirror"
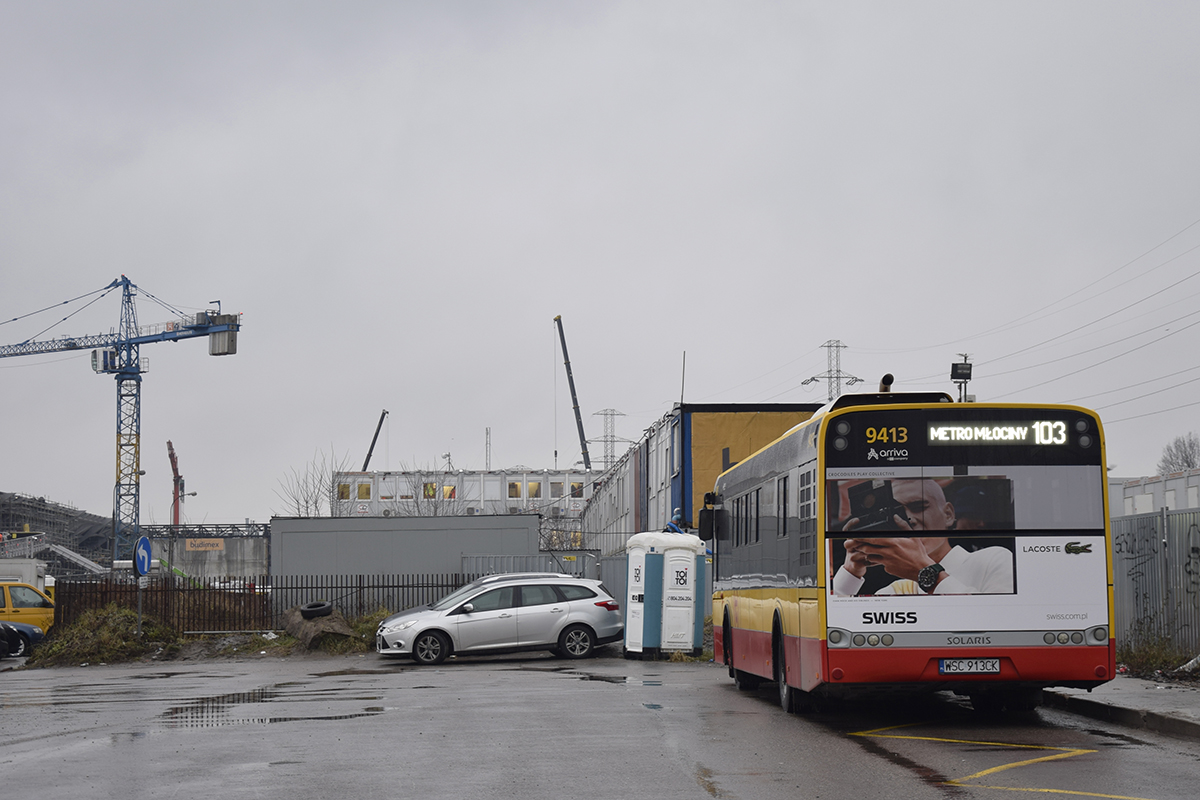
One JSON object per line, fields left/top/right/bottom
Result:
{"left": 698, "top": 508, "right": 714, "bottom": 541}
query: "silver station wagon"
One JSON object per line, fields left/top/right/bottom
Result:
{"left": 376, "top": 573, "right": 623, "bottom": 664}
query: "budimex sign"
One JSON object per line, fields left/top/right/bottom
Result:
{"left": 186, "top": 539, "right": 224, "bottom": 552}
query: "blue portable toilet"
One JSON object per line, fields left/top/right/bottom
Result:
{"left": 623, "top": 531, "right": 707, "bottom": 659}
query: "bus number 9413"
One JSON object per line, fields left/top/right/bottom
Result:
{"left": 866, "top": 427, "right": 908, "bottom": 444}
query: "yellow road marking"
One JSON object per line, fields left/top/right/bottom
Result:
{"left": 851, "top": 723, "right": 1158, "bottom": 800}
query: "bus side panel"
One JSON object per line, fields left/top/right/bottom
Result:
{"left": 797, "top": 597, "right": 824, "bottom": 691}
{"left": 715, "top": 595, "right": 774, "bottom": 681}
{"left": 826, "top": 643, "right": 1115, "bottom": 685}
{"left": 735, "top": 626, "right": 772, "bottom": 680}
{"left": 798, "top": 635, "right": 825, "bottom": 692}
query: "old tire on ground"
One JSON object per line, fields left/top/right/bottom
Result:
{"left": 299, "top": 601, "right": 334, "bottom": 620}
{"left": 559, "top": 624, "right": 595, "bottom": 659}
{"left": 412, "top": 631, "right": 450, "bottom": 665}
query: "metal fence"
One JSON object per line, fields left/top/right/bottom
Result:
{"left": 1112, "top": 509, "right": 1200, "bottom": 653}
{"left": 54, "top": 573, "right": 479, "bottom": 634}
{"left": 461, "top": 552, "right": 599, "bottom": 578}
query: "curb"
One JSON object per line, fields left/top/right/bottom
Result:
{"left": 1043, "top": 690, "right": 1200, "bottom": 740}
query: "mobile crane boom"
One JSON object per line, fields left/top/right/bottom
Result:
{"left": 362, "top": 409, "right": 389, "bottom": 471}
{"left": 553, "top": 315, "right": 591, "bottom": 471}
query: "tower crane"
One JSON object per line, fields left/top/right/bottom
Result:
{"left": 0, "top": 276, "right": 241, "bottom": 562}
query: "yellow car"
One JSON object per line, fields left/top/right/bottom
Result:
{"left": 0, "top": 582, "right": 55, "bottom": 633}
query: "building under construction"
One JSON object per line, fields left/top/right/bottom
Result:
{"left": 0, "top": 492, "right": 112, "bottom": 577}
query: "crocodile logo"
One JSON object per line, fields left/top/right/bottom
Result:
{"left": 1065, "top": 541, "right": 1092, "bottom": 555}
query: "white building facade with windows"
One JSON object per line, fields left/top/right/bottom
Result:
{"left": 1111, "top": 468, "right": 1200, "bottom": 516}
{"left": 333, "top": 468, "right": 596, "bottom": 523}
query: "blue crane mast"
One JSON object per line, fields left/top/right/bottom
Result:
{"left": 0, "top": 276, "right": 241, "bottom": 562}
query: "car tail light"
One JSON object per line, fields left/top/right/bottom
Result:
{"left": 595, "top": 600, "right": 619, "bottom": 612}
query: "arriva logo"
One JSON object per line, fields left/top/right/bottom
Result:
{"left": 867, "top": 448, "right": 910, "bottom": 462}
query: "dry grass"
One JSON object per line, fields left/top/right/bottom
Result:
{"left": 1117, "top": 632, "right": 1197, "bottom": 679}
{"left": 26, "top": 603, "right": 181, "bottom": 667}
{"left": 22, "top": 604, "right": 397, "bottom": 667}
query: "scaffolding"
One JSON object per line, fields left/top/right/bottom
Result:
{"left": 1, "top": 492, "right": 114, "bottom": 577}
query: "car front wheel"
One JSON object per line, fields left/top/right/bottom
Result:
{"left": 558, "top": 624, "right": 595, "bottom": 659}
{"left": 412, "top": 631, "right": 449, "bottom": 665}
{"left": 11, "top": 634, "right": 29, "bottom": 658}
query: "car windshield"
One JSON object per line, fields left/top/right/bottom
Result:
{"left": 430, "top": 582, "right": 486, "bottom": 611}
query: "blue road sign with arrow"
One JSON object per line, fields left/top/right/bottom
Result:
{"left": 134, "top": 536, "right": 152, "bottom": 577}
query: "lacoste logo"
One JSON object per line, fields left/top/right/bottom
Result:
{"left": 1065, "top": 542, "right": 1092, "bottom": 555}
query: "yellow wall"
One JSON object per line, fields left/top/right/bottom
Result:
{"left": 689, "top": 410, "right": 815, "bottom": 523}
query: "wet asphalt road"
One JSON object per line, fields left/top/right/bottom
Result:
{"left": 3, "top": 651, "right": 1199, "bottom": 800}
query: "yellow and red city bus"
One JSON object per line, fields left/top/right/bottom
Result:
{"left": 702, "top": 385, "right": 1114, "bottom": 713}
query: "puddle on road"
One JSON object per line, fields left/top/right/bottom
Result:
{"left": 1083, "top": 728, "right": 1150, "bottom": 747}
{"left": 129, "top": 672, "right": 191, "bottom": 680}
{"left": 309, "top": 668, "right": 394, "bottom": 678}
{"left": 577, "top": 674, "right": 664, "bottom": 686}
{"left": 515, "top": 663, "right": 668, "bottom": 686}
{"left": 160, "top": 686, "right": 385, "bottom": 729}
{"left": 848, "top": 733, "right": 963, "bottom": 795}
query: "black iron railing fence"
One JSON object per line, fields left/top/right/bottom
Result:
{"left": 53, "top": 573, "right": 479, "bottom": 634}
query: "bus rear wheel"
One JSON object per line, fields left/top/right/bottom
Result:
{"left": 723, "top": 614, "right": 735, "bottom": 679}
{"left": 774, "top": 634, "right": 795, "bottom": 713}
{"left": 734, "top": 669, "right": 761, "bottom": 691}
{"left": 1006, "top": 688, "right": 1043, "bottom": 712}
{"left": 970, "top": 687, "right": 1043, "bottom": 714}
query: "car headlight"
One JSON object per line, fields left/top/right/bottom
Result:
{"left": 381, "top": 620, "right": 418, "bottom": 635}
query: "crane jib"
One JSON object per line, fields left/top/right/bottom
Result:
{"left": 0, "top": 277, "right": 242, "bottom": 563}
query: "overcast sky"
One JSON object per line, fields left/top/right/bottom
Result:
{"left": 3, "top": 2, "right": 1199, "bottom": 526}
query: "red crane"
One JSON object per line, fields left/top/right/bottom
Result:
{"left": 167, "top": 441, "right": 184, "bottom": 527}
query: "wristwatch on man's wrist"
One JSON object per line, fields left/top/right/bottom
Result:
{"left": 917, "top": 563, "right": 945, "bottom": 593}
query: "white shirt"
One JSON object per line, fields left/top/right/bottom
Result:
{"left": 831, "top": 544, "right": 1014, "bottom": 596}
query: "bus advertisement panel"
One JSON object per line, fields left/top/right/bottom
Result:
{"left": 825, "top": 467, "right": 1109, "bottom": 637}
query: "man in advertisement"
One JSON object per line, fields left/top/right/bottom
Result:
{"left": 831, "top": 478, "right": 1014, "bottom": 596}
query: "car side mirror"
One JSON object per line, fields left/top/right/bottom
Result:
{"left": 460, "top": 603, "right": 474, "bottom": 614}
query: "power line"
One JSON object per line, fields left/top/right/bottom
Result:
{"left": 860, "top": 214, "right": 1200, "bottom": 361}
{"left": 981, "top": 304, "right": 1200, "bottom": 380}
{"left": 1092, "top": 373, "right": 1200, "bottom": 411}
{"left": 1066, "top": 363, "right": 1200, "bottom": 403}
{"left": 990, "top": 315, "right": 1200, "bottom": 399}
{"left": 1106, "top": 397, "right": 1200, "bottom": 424}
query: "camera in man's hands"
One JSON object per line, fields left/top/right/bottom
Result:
{"left": 846, "top": 480, "right": 908, "bottom": 531}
